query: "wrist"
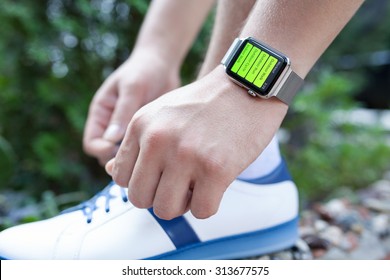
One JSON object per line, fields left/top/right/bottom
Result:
{"left": 208, "top": 65, "right": 288, "bottom": 119}
{"left": 128, "top": 47, "right": 181, "bottom": 77}
{"left": 132, "top": 43, "right": 182, "bottom": 73}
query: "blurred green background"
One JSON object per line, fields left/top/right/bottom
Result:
{"left": 0, "top": 0, "right": 389, "bottom": 229}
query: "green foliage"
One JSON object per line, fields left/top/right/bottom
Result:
{"left": 323, "top": 1, "right": 390, "bottom": 59}
{"left": 0, "top": 0, "right": 212, "bottom": 228}
{"left": 282, "top": 71, "right": 390, "bottom": 201}
{"left": 0, "top": 0, "right": 138, "bottom": 195}
{"left": 0, "top": 0, "right": 210, "bottom": 197}
{"left": 0, "top": 136, "right": 16, "bottom": 184}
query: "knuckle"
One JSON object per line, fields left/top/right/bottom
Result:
{"left": 198, "top": 154, "right": 225, "bottom": 177}
{"left": 175, "top": 144, "right": 195, "bottom": 162}
{"left": 191, "top": 206, "right": 216, "bottom": 220}
{"left": 128, "top": 191, "right": 152, "bottom": 209}
{"left": 111, "top": 168, "right": 128, "bottom": 188}
{"left": 112, "top": 177, "right": 127, "bottom": 189}
{"left": 92, "top": 94, "right": 112, "bottom": 110}
{"left": 153, "top": 207, "right": 179, "bottom": 221}
{"left": 144, "top": 128, "right": 170, "bottom": 149}
{"left": 127, "top": 112, "right": 144, "bottom": 136}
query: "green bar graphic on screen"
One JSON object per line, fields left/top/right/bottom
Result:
{"left": 231, "top": 43, "right": 253, "bottom": 73}
{"left": 254, "top": 56, "right": 278, "bottom": 88}
{"left": 245, "top": 51, "right": 269, "bottom": 83}
{"left": 237, "top": 46, "right": 261, "bottom": 78}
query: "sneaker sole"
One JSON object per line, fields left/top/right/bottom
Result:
{"left": 145, "top": 217, "right": 299, "bottom": 260}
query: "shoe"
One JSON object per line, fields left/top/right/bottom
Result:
{"left": 0, "top": 159, "right": 298, "bottom": 260}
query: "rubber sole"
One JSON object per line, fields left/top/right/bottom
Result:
{"left": 145, "top": 217, "right": 299, "bottom": 260}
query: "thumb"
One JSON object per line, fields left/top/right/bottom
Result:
{"left": 105, "top": 158, "right": 115, "bottom": 176}
{"left": 103, "top": 123, "right": 125, "bottom": 143}
{"left": 103, "top": 90, "right": 144, "bottom": 143}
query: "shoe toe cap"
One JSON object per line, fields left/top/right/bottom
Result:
{"left": 0, "top": 212, "right": 81, "bottom": 259}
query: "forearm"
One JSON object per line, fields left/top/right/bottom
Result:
{"left": 198, "top": 0, "right": 256, "bottom": 77}
{"left": 133, "top": 0, "right": 215, "bottom": 71}
{"left": 240, "top": 0, "right": 364, "bottom": 78}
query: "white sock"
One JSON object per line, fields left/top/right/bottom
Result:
{"left": 237, "top": 135, "right": 282, "bottom": 180}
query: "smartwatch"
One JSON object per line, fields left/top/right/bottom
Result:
{"left": 221, "top": 37, "right": 303, "bottom": 105}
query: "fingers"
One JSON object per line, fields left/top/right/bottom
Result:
{"left": 83, "top": 78, "right": 118, "bottom": 164}
{"left": 86, "top": 138, "right": 119, "bottom": 166}
{"left": 126, "top": 146, "right": 163, "bottom": 209}
{"left": 152, "top": 166, "right": 193, "bottom": 220}
{"left": 110, "top": 131, "right": 140, "bottom": 188}
{"left": 105, "top": 158, "right": 115, "bottom": 175}
{"left": 110, "top": 129, "right": 227, "bottom": 220}
{"left": 190, "top": 177, "right": 226, "bottom": 219}
{"left": 84, "top": 73, "right": 147, "bottom": 164}
{"left": 103, "top": 82, "right": 145, "bottom": 144}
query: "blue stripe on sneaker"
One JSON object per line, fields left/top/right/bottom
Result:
{"left": 148, "top": 209, "right": 200, "bottom": 248}
{"left": 238, "top": 159, "right": 292, "bottom": 185}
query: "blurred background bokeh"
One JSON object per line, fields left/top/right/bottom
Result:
{"left": 0, "top": 0, "right": 389, "bottom": 230}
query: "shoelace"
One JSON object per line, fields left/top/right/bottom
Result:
{"left": 61, "top": 182, "right": 128, "bottom": 223}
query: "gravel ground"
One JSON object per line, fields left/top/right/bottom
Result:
{"left": 251, "top": 174, "right": 390, "bottom": 260}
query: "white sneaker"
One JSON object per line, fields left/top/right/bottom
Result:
{"left": 0, "top": 160, "right": 298, "bottom": 259}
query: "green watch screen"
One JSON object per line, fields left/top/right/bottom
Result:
{"left": 226, "top": 38, "right": 287, "bottom": 96}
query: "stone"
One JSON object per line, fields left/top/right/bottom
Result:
{"left": 370, "top": 214, "right": 390, "bottom": 236}
{"left": 320, "top": 247, "right": 349, "bottom": 260}
{"left": 384, "top": 171, "right": 390, "bottom": 182}
{"left": 312, "top": 249, "right": 327, "bottom": 259}
{"left": 324, "top": 199, "right": 347, "bottom": 217}
{"left": 314, "top": 219, "right": 329, "bottom": 232}
{"left": 299, "top": 226, "right": 316, "bottom": 237}
{"left": 350, "top": 223, "right": 365, "bottom": 234}
{"left": 291, "top": 239, "right": 313, "bottom": 260}
{"left": 371, "top": 180, "right": 390, "bottom": 194}
{"left": 302, "top": 234, "right": 331, "bottom": 250}
{"left": 349, "top": 230, "right": 386, "bottom": 260}
{"left": 320, "top": 225, "right": 344, "bottom": 246}
{"left": 340, "top": 232, "right": 359, "bottom": 252}
{"left": 382, "top": 237, "right": 390, "bottom": 253}
{"left": 336, "top": 212, "right": 362, "bottom": 232}
{"left": 364, "top": 198, "right": 390, "bottom": 213}
{"left": 270, "top": 250, "right": 293, "bottom": 260}
{"left": 255, "top": 255, "right": 271, "bottom": 260}
{"left": 312, "top": 203, "right": 333, "bottom": 222}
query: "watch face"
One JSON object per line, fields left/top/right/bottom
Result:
{"left": 226, "top": 38, "right": 288, "bottom": 96}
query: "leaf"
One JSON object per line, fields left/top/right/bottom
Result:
{"left": 0, "top": 136, "right": 16, "bottom": 186}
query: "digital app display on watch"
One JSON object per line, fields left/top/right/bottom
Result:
{"left": 221, "top": 37, "right": 303, "bottom": 105}
{"left": 227, "top": 38, "right": 287, "bottom": 95}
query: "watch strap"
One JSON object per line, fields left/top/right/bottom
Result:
{"left": 276, "top": 70, "right": 303, "bottom": 105}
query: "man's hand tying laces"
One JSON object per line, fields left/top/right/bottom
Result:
{"left": 83, "top": 50, "right": 180, "bottom": 165}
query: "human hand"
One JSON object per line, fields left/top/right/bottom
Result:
{"left": 83, "top": 50, "right": 180, "bottom": 165}
{"left": 106, "top": 66, "right": 288, "bottom": 220}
